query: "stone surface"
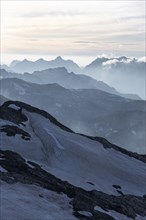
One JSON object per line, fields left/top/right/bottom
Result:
{"left": 1, "top": 149, "right": 146, "bottom": 220}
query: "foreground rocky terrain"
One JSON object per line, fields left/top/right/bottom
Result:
{"left": 0, "top": 100, "right": 146, "bottom": 220}
{"left": 1, "top": 149, "right": 146, "bottom": 220}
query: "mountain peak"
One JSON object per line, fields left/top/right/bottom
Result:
{"left": 10, "top": 60, "right": 21, "bottom": 68}
{"left": 36, "top": 58, "right": 45, "bottom": 62}
{"left": 22, "top": 59, "right": 29, "bottom": 62}
{"left": 55, "top": 56, "right": 63, "bottom": 61}
{"left": 118, "top": 56, "right": 128, "bottom": 60}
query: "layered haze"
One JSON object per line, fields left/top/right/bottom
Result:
{"left": 1, "top": 56, "right": 145, "bottom": 99}
{"left": 1, "top": 1, "right": 146, "bottom": 219}
{"left": 1, "top": 0, "right": 145, "bottom": 98}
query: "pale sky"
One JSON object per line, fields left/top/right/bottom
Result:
{"left": 1, "top": 0, "right": 145, "bottom": 65}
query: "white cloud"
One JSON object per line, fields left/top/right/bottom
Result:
{"left": 137, "top": 57, "right": 146, "bottom": 62}
{"left": 102, "top": 59, "right": 119, "bottom": 66}
{"left": 102, "top": 57, "right": 146, "bottom": 69}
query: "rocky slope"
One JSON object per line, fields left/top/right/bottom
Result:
{"left": 0, "top": 100, "right": 146, "bottom": 220}
{"left": 1, "top": 78, "right": 145, "bottom": 153}
{"left": 1, "top": 149, "right": 146, "bottom": 220}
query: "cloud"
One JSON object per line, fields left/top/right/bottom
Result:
{"left": 102, "top": 57, "right": 146, "bottom": 68}
{"left": 102, "top": 59, "right": 119, "bottom": 66}
{"left": 1, "top": 1, "right": 145, "bottom": 63}
{"left": 106, "top": 32, "right": 145, "bottom": 42}
{"left": 137, "top": 57, "right": 146, "bottom": 62}
{"left": 118, "top": 15, "right": 145, "bottom": 21}
{"left": 19, "top": 11, "right": 88, "bottom": 18}
{"left": 102, "top": 58, "right": 136, "bottom": 66}
{"left": 74, "top": 41, "right": 97, "bottom": 44}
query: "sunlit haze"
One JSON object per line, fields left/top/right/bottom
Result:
{"left": 1, "top": 0, "right": 145, "bottom": 66}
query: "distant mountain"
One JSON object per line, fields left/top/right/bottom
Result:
{"left": 84, "top": 57, "right": 109, "bottom": 72}
{"left": 9, "top": 60, "right": 21, "bottom": 68}
{"left": 83, "top": 56, "right": 129, "bottom": 73}
{"left": 1, "top": 77, "right": 145, "bottom": 153}
{"left": 0, "top": 64, "right": 13, "bottom": 72}
{"left": 0, "top": 69, "right": 16, "bottom": 77}
{"left": 32, "top": 67, "right": 125, "bottom": 95}
{"left": 0, "top": 68, "right": 140, "bottom": 100}
{"left": 82, "top": 56, "right": 146, "bottom": 99}
{"left": 9, "top": 56, "right": 81, "bottom": 73}
{"left": 5, "top": 55, "right": 145, "bottom": 98}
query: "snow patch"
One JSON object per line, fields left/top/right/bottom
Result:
{"left": 132, "top": 130, "right": 136, "bottom": 135}
{"left": 1, "top": 181, "right": 77, "bottom": 220}
{"left": 9, "top": 104, "right": 20, "bottom": 110}
{"left": 44, "top": 128, "right": 65, "bottom": 150}
{"left": 94, "top": 206, "right": 145, "bottom": 220}
{"left": 56, "top": 103, "right": 62, "bottom": 107}
{"left": 0, "top": 166, "right": 7, "bottom": 172}
{"left": 78, "top": 211, "right": 93, "bottom": 217}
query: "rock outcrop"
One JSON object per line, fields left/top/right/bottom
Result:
{"left": 0, "top": 149, "right": 146, "bottom": 220}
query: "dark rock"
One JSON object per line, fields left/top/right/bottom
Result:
{"left": 73, "top": 210, "right": 116, "bottom": 220}
{"left": 0, "top": 150, "right": 28, "bottom": 173}
{"left": 27, "top": 161, "right": 41, "bottom": 168}
{"left": 2, "top": 101, "right": 72, "bottom": 132}
{"left": 87, "top": 182, "right": 94, "bottom": 186}
{"left": 93, "top": 211, "right": 115, "bottom": 220}
{"left": 1, "top": 149, "right": 146, "bottom": 220}
{"left": 0, "top": 125, "right": 31, "bottom": 140}
{"left": 73, "top": 211, "right": 91, "bottom": 220}
{"left": 112, "top": 184, "right": 122, "bottom": 189}
{"left": 0, "top": 105, "right": 28, "bottom": 125}
{"left": 80, "top": 134, "right": 146, "bottom": 163}
{"left": 117, "top": 190, "right": 124, "bottom": 195}
{"left": 0, "top": 172, "right": 16, "bottom": 184}
{"left": 39, "top": 194, "right": 44, "bottom": 198}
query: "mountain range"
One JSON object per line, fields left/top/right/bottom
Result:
{"left": 83, "top": 57, "right": 146, "bottom": 99}
{"left": 1, "top": 55, "right": 145, "bottom": 99}
{"left": 1, "top": 54, "right": 146, "bottom": 220}
{"left": 1, "top": 77, "right": 145, "bottom": 154}
{"left": 0, "top": 68, "right": 140, "bottom": 100}
{"left": 8, "top": 56, "right": 81, "bottom": 73}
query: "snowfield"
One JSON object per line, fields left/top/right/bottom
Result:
{"left": 94, "top": 206, "right": 146, "bottom": 220}
{"left": 1, "top": 181, "right": 77, "bottom": 220}
{"left": 0, "top": 101, "right": 146, "bottom": 220}
{"left": 0, "top": 104, "right": 145, "bottom": 196}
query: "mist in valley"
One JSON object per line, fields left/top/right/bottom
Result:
{"left": 1, "top": 1, "right": 146, "bottom": 219}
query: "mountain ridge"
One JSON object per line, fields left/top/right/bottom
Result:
{"left": 0, "top": 84, "right": 145, "bottom": 154}
{"left": 8, "top": 56, "right": 81, "bottom": 73}
{"left": 0, "top": 68, "right": 141, "bottom": 100}
{"left": 1, "top": 100, "right": 146, "bottom": 162}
